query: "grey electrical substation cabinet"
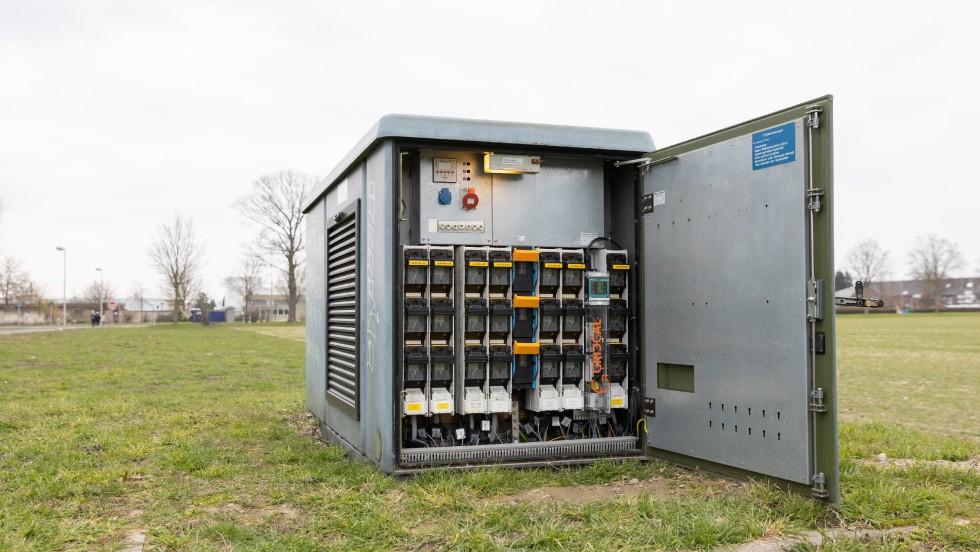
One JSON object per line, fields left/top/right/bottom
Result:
{"left": 303, "top": 96, "right": 839, "bottom": 502}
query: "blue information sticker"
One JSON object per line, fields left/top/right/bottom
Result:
{"left": 752, "top": 122, "right": 796, "bottom": 170}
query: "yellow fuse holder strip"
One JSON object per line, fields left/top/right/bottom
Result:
{"left": 544, "top": 262, "right": 563, "bottom": 269}
{"left": 408, "top": 260, "right": 429, "bottom": 266}
{"left": 493, "top": 261, "right": 513, "bottom": 267}
{"left": 612, "top": 264, "right": 630, "bottom": 270}
{"left": 566, "top": 263, "right": 586, "bottom": 269}
{"left": 406, "top": 403, "right": 423, "bottom": 412}
{"left": 513, "top": 295, "right": 540, "bottom": 308}
{"left": 513, "top": 342, "right": 540, "bottom": 355}
{"left": 469, "top": 261, "right": 489, "bottom": 267}
{"left": 611, "top": 397, "right": 625, "bottom": 407}
{"left": 434, "top": 260, "right": 454, "bottom": 267}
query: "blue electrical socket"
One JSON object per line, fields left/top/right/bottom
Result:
{"left": 437, "top": 188, "right": 452, "bottom": 205}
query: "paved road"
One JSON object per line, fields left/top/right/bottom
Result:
{"left": 0, "top": 325, "right": 149, "bottom": 336}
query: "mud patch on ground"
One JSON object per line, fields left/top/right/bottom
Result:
{"left": 202, "top": 502, "right": 304, "bottom": 531}
{"left": 286, "top": 411, "right": 321, "bottom": 438}
{"left": 489, "top": 473, "right": 747, "bottom": 506}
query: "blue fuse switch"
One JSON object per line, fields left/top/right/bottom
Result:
{"left": 437, "top": 187, "right": 452, "bottom": 205}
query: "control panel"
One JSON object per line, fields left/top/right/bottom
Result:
{"left": 419, "top": 151, "right": 491, "bottom": 246}
{"left": 417, "top": 150, "right": 605, "bottom": 247}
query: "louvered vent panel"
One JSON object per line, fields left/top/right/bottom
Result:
{"left": 326, "top": 209, "right": 359, "bottom": 418}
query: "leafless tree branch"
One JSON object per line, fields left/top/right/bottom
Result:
{"left": 225, "top": 252, "right": 263, "bottom": 322}
{"left": 148, "top": 213, "right": 203, "bottom": 323}
{"left": 232, "top": 170, "right": 315, "bottom": 323}
{"left": 845, "top": 238, "right": 891, "bottom": 288}
{"left": 908, "top": 235, "right": 964, "bottom": 311}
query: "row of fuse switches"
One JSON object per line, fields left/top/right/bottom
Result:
{"left": 400, "top": 244, "right": 630, "bottom": 418}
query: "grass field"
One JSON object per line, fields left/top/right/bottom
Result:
{"left": 837, "top": 313, "right": 980, "bottom": 440}
{"left": 0, "top": 315, "right": 977, "bottom": 550}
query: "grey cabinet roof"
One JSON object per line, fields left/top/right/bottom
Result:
{"left": 303, "top": 114, "right": 654, "bottom": 212}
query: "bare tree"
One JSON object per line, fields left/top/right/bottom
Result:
{"left": 149, "top": 213, "right": 203, "bottom": 323}
{"left": 845, "top": 238, "right": 891, "bottom": 288}
{"left": 0, "top": 257, "right": 45, "bottom": 318}
{"left": 0, "top": 256, "right": 39, "bottom": 312}
{"left": 131, "top": 282, "right": 147, "bottom": 323}
{"left": 233, "top": 170, "right": 315, "bottom": 323}
{"left": 908, "top": 235, "right": 964, "bottom": 311}
{"left": 1, "top": 256, "right": 25, "bottom": 312}
{"left": 225, "top": 253, "right": 263, "bottom": 322}
{"left": 82, "top": 280, "right": 115, "bottom": 313}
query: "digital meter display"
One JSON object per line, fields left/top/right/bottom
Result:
{"left": 588, "top": 277, "right": 610, "bottom": 299}
{"left": 432, "top": 157, "right": 458, "bottom": 183}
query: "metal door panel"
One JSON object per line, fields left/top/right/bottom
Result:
{"left": 640, "top": 97, "right": 837, "bottom": 496}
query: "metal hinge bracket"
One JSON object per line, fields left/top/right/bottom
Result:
{"left": 613, "top": 155, "right": 678, "bottom": 170}
{"left": 811, "top": 472, "right": 830, "bottom": 498}
{"left": 807, "top": 279, "right": 824, "bottom": 321}
{"left": 809, "top": 387, "right": 828, "bottom": 412}
{"left": 613, "top": 157, "right": 651, "bottom": 168}
{"left": 806, "top": 106, "right": 823, "bottom": 128}
{"left": 806, "top": 188, "right": 825, "bottom": 213}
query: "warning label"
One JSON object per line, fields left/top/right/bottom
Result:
{"left": 752, "top": 122, "right": 796, "bottom": 170}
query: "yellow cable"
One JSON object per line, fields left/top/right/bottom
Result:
{"left": 636, "top": 418, "right": 649, "bottom": 436}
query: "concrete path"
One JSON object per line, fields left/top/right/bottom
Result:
{"left": 0, "top": 324, "right": 149, "bottom": 336}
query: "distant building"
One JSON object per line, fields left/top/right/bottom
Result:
{"left": 118, "top": 297, "right": 175, "bottom": 322}
{"left": 837, "top": 277, "right": 979, "bottom": 312}
{"left": 189, "top": 306, "right": 236, "bottom": 323}
{"left": 209, "top": 307, "right": 236, "bottom": 323}
{"left": 251, "top": 293, "right": 306, "bottom": 322}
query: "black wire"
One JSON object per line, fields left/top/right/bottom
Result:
{"left": 585, "top": 236, "right": 622, "bottom": 251}
{"left": 584, "top": 236, "right": 622, "bottom": 270}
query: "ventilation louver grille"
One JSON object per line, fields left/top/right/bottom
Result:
{"left": 400, "top": 436, "right": 639, "bottom": 466}
{"left": 326, "top": 206, "right": 359, "bottom": 418}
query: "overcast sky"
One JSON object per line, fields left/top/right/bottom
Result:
{"left": 2, "top": 0, "right": 978, "bottom": 307}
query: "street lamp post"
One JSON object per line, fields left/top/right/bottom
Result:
{"left": 95, "top": 267, "right": 104, "bottom": 327}
{"left": 55, "top": 246, "right": 67, "bottom": 328}
{"left": 268, "top": 259, "right": 274, "bottom": 322}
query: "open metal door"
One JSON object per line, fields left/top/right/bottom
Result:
{"left": 639, "top": 96, "right": 838, "bottom": 502}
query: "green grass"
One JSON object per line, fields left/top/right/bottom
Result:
{"left": 0, "top": 316, "right": 977, "bottom": 550}
{"left": 837, "top": 312, "right": 980, "bottom": 440}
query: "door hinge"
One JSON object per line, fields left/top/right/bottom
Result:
{"left": 806, "top": 188, "right": 824, "bottom": 213}
{"left": 806, "top": 106, "right": 823, "bottom": 128}
{"left": 809, "top": 387, "right": 828, "bottom": 412}
{"left": 806, "top": 279, "right": 824, "bottom": 321}
{"left": 811, "top": 472, "right": 830, "bottom": 498}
